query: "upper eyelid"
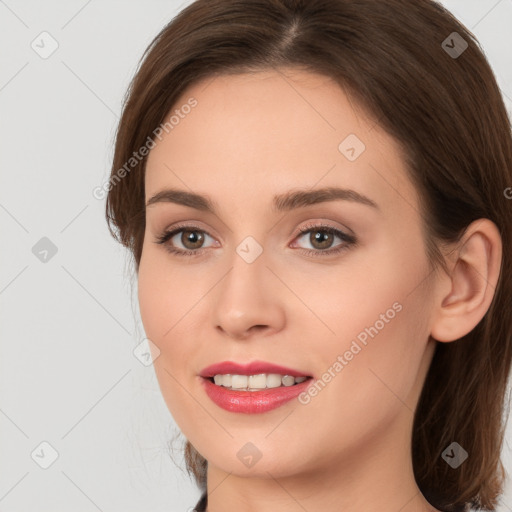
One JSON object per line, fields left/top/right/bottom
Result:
{"left": 163, "top": 221, "right": 348, "bottom": 237}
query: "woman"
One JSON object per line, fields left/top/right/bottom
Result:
{"left": 104, "top": 0, "right": 512, "bottom": 510}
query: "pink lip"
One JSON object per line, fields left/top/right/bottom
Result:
{"left": 199, "top": 360, "right": 311, "bottom": 378}
{"left": 198, "top": 360, "right": 313, "bottom": 414}
{"left": 199, "top": 376, "right": 313, "bottom": 414}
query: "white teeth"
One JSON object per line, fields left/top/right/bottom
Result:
{"left": 281, "top": 375, "right": 295, "bottom": 386}
{"left": 210, "top": 373, "right": 309, "bottom": 391}
{"left": 266, "top": 373, "right": 282, "bottom": 388}
{"left": 248, "top": 374, "right": 266, "bottom": 388}
{"left": 231, "top": 375, "right": 248, "bottom": 389}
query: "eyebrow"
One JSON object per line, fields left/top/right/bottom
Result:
{"left": 145, "top": 186, "right": 379, "bottom": 213}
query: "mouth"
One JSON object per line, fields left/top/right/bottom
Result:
{"left": 198, "top": 361, "right": 314, "bottom": 414}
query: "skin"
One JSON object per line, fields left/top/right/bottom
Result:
{"left": 137, "top": 68, "right": 502, "bottom": 512}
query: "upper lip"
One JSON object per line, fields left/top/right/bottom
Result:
{"left": 199, "top": 360, "right": 311, "bottom": 378}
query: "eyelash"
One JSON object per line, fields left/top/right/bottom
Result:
{"left": 154, "top": 222, "right": 357, "bottom": 258}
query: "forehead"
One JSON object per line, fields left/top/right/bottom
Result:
{"left": 144, "top": 68, "right": 419, "bottom": 217}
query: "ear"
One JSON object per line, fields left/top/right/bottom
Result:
{"left": 430, "top": 218, "right": 502, "bottom": 343}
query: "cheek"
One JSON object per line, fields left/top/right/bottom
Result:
{"left": 297, "top": 243, "right": 433, "bottom": 437}
{"left": 283, "top": 235, "right": 428, "bottom": 352}
{"left": 137, "top": 252, "right": 199, "bottom": 421}
{"left": 137, "top": 253, "right": 167, "bottom": 344}
{"left": 137, "top": 245, "right": 197, "bottom": 344}
{"left": 298, "top": 233, "right": 429, "bottom": 369}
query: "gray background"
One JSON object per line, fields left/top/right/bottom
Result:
{"left": 0, "top": 1, "right": 511, "bottom": 510}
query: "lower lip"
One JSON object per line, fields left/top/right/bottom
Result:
{"left": 200, "top": 376, "right": 313, "bottom": 414}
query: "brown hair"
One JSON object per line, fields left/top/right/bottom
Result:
{"left": 105, "top": 1, "right": 512, "bottom": 510}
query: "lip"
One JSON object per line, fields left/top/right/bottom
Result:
{"left": 199, "top": 360, "right": 311, "bottom": 378}
{"left": 198, "top": 360, "right": 313, "bottom": 414}
{"left": 199, "top": 375, "right": 313, "bottom": 414}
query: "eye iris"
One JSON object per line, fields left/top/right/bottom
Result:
{"left": 311, "top": 230, "right": 333, "bottom": 249}
{"left": 182, "top": 230, "right": 204, "bottom": 249}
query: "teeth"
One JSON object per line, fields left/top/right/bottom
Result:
{"left": 248, "top": 374, "right": 266, "bottom": 388}
{"left": 267, "top": 374, "right": 282, "bottom": 388}
{"left": 281, "top": 375, "right": 295, "bottom": 386}
{"left": 231, "top": 375, "right": 248, "bottom": 389}
{"left": 210, "top": 373, "right": 309, "bottom": 391}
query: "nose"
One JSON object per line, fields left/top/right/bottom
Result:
{"left": 212, "top": 250, "right": 286, "bottom": 341}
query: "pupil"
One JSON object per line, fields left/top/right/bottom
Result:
{"left": 312, "top": 231, "right": 332, "bottom": 249}
{"left": 183, "top": 230, "right": 204, "bottom": 249}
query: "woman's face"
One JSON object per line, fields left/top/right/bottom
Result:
{"left": 138, "top": 68, "right": 440, "bottom": 479}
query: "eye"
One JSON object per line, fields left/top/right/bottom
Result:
{"left": 154, "top": 224, "right": 217, "bottom": 257}
{"left": 292, "top": 222, "right": 357, "bottom": 257}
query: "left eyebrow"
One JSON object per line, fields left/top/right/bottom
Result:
{"left": 272, "top": 186, "right": 379, "bottom": 212}
{"left": 145, "top": 186, "right": 380, "bottom": 213}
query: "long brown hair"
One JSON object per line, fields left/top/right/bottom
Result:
{"left": 105, "top": 1, "right": 512, "bottom": 510}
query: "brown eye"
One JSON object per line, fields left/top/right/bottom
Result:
{"left": 180, "top": 229, "right": 205, "bottom": 250}
{"left": 308, "top": 230, "right": 335, "bottom": 250}
{"left": 155, "top": 225, "right": 215, "bottom": 256}
{"left": 293, "top": 224, "right": 357, "bottom": 257}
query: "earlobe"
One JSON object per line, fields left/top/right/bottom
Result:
{"left": 430, "top": 219, "right": 502, "bottom": 343}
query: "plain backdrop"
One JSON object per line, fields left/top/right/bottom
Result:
{"left": 1, "top": 1, "right": 511, "bottom": 511}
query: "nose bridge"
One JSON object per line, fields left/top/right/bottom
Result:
{"left": 212, "top": 238, "right": 285, "bottom": 338}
